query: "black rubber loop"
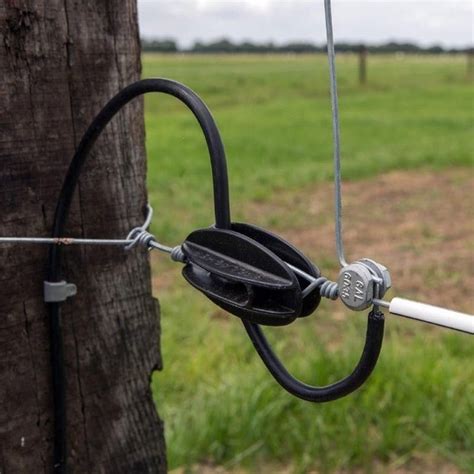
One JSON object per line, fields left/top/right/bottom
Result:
{"left": 47, "top": 78, "right": 385, "bottom": 472}
{"left": 243, "top": 309, "right": 385, "bottom": 402}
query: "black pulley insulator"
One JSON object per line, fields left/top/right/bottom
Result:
{"left": 182, "top": 227, "right": 302, "bottom": 325}
{"left": 230, "top": 222, "right": 321, "bottom": 317}
{"left": 181, "top": 224, "right": 322, "bottom": 325}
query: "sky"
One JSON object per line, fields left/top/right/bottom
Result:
{"left": 137, "top": 0, "right": 473, "bottom": 48}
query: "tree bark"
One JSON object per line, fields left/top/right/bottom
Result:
{"left": 0, "top": 1, "right": 166, "bottom": 472}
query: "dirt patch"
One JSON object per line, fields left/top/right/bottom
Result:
{"left": 170, "top": 454, "right": 463, "bottom": 474}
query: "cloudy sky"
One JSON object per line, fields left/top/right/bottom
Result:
{"left": 138, "top": 0, "right": 473, "bottom": 48}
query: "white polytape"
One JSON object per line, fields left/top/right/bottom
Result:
{"left": 389, "top": 297, "right": 474, "bottom": 334}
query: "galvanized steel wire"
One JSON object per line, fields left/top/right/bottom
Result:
{"left": 324, "top": 0, "right": 348, "bottom": 268}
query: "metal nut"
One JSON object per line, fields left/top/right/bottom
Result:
{"left": 357, "top": 258, "right": 391, "bottom": 298}
{"left": 337, "top": 263, "right": 374, "bottom": 311}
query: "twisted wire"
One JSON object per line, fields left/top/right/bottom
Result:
{"left": 124, "top": 228, "right": 156, "bottom": 251}
{"left": 125, "top": 204, "right": 157, "bottom": 251}
{"left": 286, "top": 263, "right": 338, "bottom": 300}
{"left": 319, "top": 278, "right": 339, "bottom": 300}
{"left": 301, "top": 276, "right": 338, "bottom": 300}
{"left": 170, "top": 245, "right": 186, "bottom": 263}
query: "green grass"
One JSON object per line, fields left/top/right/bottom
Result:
{"left": 143, "top": 54, "right": 472, "bottom": 243}
{"left": 143, "top": 54, "right": 474, "bottom": 472}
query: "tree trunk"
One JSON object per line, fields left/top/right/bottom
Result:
{"left": 0, "top": 1, "right": 166, "bottom": 472}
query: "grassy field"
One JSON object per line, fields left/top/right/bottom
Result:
{"left": 142, "top": 54, "right": 473, "bottom": 472}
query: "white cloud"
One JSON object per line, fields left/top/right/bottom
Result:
{"left": 138, "top": 0, "right": 473, "bottom": 47}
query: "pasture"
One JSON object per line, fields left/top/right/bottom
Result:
{"left": 142, "top": 54, "right": 473, "bottom": 472}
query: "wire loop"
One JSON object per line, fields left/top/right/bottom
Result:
{"left": 125, "top": 228, "right": 156, "bottom": 251}
{"left": 125, "top": 206, "right": 156, "bottom": 251}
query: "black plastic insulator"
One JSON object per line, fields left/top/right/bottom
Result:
{"left": 182, "top": 227, "right": 303, "bottom": 325}
{"left": 181, "top": 223, "right": 322, "bottom": 325}
{"left": 231, "top": 223, "right": 322, "bottom": 317}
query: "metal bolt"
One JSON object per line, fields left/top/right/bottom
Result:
{"left": 337, "top": 263, "right": 374, "bottom": 311}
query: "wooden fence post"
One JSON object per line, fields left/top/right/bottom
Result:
{"left": 359, "top": 44, "right": 368, "bottom": 85}
{"left": 0, "top": 1, "right": 166, "bottom": 472}
{"left": 468, "top": 48, "right": 474, "bottom": 80}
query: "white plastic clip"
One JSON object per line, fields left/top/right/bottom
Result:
{"left": 44, "top": 281, "right": 77, "bottom": 303}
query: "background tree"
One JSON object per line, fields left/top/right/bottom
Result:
{"left": 0, "top": 1, "right": 166, "bottom": 472}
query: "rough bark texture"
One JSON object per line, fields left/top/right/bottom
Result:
{"left": 0, "top": 1, "right": 166, "bottom": 472}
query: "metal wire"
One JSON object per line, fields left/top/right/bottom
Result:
{"left": 373, "top": 298, "right": 390, "bottom": 309}
{"left": 324, "top": 0, "right": 347, "bottom": 268}
{"left": 286, "top": 263, "right": 338, "bottom": 300}
{"left": 0, "top": 204, "right": 175, "bottom": 254}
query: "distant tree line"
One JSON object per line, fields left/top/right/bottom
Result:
{"left": 141, "top": 38, "right": 472, "bottom": 55}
